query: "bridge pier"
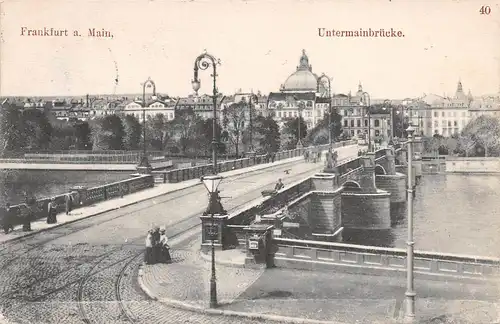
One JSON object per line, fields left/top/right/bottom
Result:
{"left": 341, "top": 152, "right": 392, "bottom": 230}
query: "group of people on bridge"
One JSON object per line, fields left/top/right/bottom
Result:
{"left": 145, "top": 226, "right": 172, "bottom": 264}
{"left": 2, "top": 192, "right": 76, "bottom": 235}
{"left": 304, "top": 150, "right": 322, "bottom": 163}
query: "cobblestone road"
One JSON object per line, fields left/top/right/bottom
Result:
{"left": 0, "top": 148, "right": 358, "bottom": 324}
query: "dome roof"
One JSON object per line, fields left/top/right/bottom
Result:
{"left": 281, "top": 49, "right": 322, "bottom": 93}
{"left": 282, "top": 69, "right": 318, "bottom": 92}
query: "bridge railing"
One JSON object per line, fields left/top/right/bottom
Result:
{"left": 226, "top": 177, "right": 313, "bottom": 227}
{"left": 152, "top": 140, "right": 357, "bottom": 184}
{"left": 273, "top": 238, "right": 499, "bottom": 280}
{"left": 1, "top": 175, "right": 154, "bottom": 226}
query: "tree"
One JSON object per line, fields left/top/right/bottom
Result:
{"left": 253, "top": 115, "right": 281, "bottom": 153}
{"left": 74, "top": 121, "right": 92, "bottom": 150}
{"left": 459, "top": 116, "right": 500, "bottom": 157}
{"left": 22, "top": 108, "right": 52, "bottom": 150}
{"left": 146, "top": 114, "right": 172, "bottom": 151}
{"left": 171, "top": 108, "right": 200, "bottom": 154}
{"left": 282, "top": 117, "right": 307, "bottom": 149}
{"left": 194, "top": 118, "right": 225, "bottom": 156}
{"left": 90, "top": 115, "right": 125, "bottom": 150}
{"left": 223, "top": 102, "right": 247, "bottom": 157}
{"left": 305, "top": 111, "right": 343, "bottom": 145}
{"left": 0, "top": 103, "right": 25, "bottom": 154}
{"left": 50, "top": 119, "right": 75, "bottom": 150}
{"left": 123, "top": 115, "right": 142, "bottom": 150}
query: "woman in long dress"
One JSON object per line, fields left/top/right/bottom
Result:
{"left": 47, "top": 198, "right": 57, "bottom": 224}
{"left": 144, "top": 230, "right": 154, "bottom": 264}
{"left": 159, "top": 228, "right": 172, "bottom": 263}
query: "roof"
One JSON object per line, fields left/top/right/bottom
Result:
{"left": 268, "top": 92, "right": 316, "bottom": 101}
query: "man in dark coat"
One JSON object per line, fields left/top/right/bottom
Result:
{"left": 65, "top": 193, "right": 73, "bottom": 215}
{"left": 2, "top": 203, "right": 14, "bottom": 234}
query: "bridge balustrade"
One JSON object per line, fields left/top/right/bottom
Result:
{"left": 273, "top": 238, "right": 499, "bottom": 281}
{"left": 1, "top": 175, "right": 154, "bottom": 226}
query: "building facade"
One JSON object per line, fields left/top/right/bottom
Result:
{"left": 267, "top": 49, "right": 328, "bottom": 130}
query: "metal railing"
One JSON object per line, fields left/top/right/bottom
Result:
{"left": 1, "top": 175, "right": 154, "bottom": 225}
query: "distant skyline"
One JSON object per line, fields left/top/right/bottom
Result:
{"left": 1, "top": 0, "right": 499, "bottom": 98}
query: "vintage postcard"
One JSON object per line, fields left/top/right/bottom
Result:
{"left": 0, "top": 0, "right": 499, "bottom": 323}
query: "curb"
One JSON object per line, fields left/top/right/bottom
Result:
{"left": 136, "top": 266, "right": 345, "bottom": 324}
{"left": 0, "top": 155, "right": 310, "bottom": 245}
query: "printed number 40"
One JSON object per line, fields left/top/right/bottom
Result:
{"left": 479, "top": 5, "right": 491, "bottom": 15}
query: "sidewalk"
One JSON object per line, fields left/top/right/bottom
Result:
{"left": 0, "top": 149, "right": 343, "bottom": 245}
{"left": 138, "top": 239, "right": 500, "bottom": 324}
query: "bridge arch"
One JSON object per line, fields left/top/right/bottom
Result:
{"left": 375, "top": 164, "right": 387, "bottom": 175}
{"left": 342, "top": 180, "right": 361, "bottom": 191}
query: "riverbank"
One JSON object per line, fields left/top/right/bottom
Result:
{"left": 446, "top": 156, "right": 500, "bottom": 173}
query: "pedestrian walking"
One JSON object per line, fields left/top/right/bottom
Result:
{"left": 159, "top": 227, "right": 172, "bottom": 263}
{"left": 2, "top": 203, "right": 14, "bottom": 234}
{"left": 271, "top": 152, "right": 276, "bottom": 163}
{"left": 144, "top": 230, "right": 154, "bottom": 264}
{"left": 65, "top": 193, "right": 73, "bottom": 215}
{"left": 47, "top": 198, "right": 58, "bottom": 224}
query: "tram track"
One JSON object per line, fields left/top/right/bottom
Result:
{"left": 0, "top": 149, "right": 359, "bottom": 323}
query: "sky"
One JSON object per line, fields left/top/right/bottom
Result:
{"left": 1, "top": 0, "right": 500, "bottom": 99}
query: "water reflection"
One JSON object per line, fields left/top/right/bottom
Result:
{"left": 390, "top": 174, "right": 500, "bottom": 257}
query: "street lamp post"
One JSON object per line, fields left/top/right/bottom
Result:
{"left": 138, "top": 78, "right": 156, "bottom": 173}
{"left": 317, "top": 74, "right": 333, "bottom": 147}
{"left": 248, "top": 94, "right": 258, "bottom": 152}
{"left": 360, "top": 92, "right": 371, "bottom": 151}
{"left": 296, "top": 100, "right": 305, "bottom": 148}
{"left": 382, "top": 100, "right": 394, "bottom": 142}
{"left": 201, "top": 174, "right": 226, "bottom": 309}
{"left": 405, "top": 125, "right": 416, "bottom": 320}
{"left": 192, "top": 52, "right": 220, "bottom": 174}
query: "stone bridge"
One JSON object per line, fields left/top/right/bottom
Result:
{"left": 202, "top": 142, "right": 424, "bottom": 252}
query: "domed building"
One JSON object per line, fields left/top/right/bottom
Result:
{"left": 267, "top": 50, "right": 331, "bottom": 134}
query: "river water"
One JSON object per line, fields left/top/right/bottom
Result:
{"left": 342, "top": 174, "right": 500, "bottom": 258}
{"left": 0, "top": 170, "right": 130, "bottom": 206}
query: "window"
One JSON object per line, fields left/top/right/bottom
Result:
{"left": 434, "top": 121, "right": 438, "bottom": 127}
{"left": 374, "top": 119, "right": 380, "bottom": 127}
{"left": 306, "top": 101, "right": 313, "bottom": 107}
{"left": 441, "top": 112, "right": 445, "bottom": 117}
{"left": 447, "top": 121, "right": 451, "bottom": 127}
{"left": 461, "top": 112, "right": 466, "bottom": 117}
{"left": 344, "top": 120, "right": 348, "bottom": 127}
{"left": 441, "top": 120, "right": 446, "bottom": 126}
{"left": 434, "top": 111, "right": 438, "bottom": 117}
{"left": 453, "top": 121, "right": 457, "bottom": 126}
{"left": 356, "top": 120, "right": 361, "bottom": 127}
{"left": 364, "top": 120, "right": 368, "bottom": 127}
{"left": 375, "top": 130, "right": 380, "bottom": 136}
